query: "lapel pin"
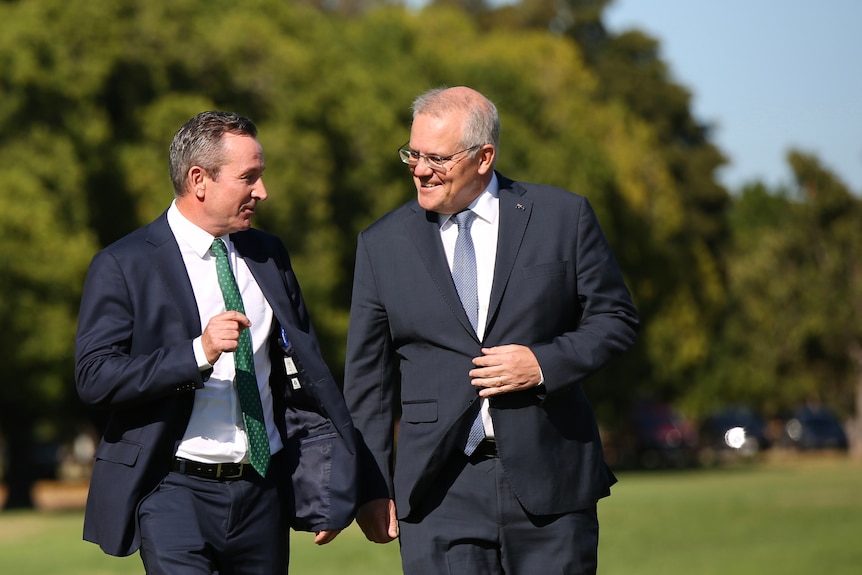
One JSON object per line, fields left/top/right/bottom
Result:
{"left": 516, "top": 203, "right": 525, "bottom": 210}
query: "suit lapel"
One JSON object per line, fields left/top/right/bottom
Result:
{"left": 230, "top": 232, "right": 294, "bottom": 332}
{"left": 487, "top": 180, "right": 531, "bottom": 333}
{"left": 406, "top": 206, "right": 479, "bottom": 339}
{"left": 146, "top": 213, "right": 203, "bottom": 338}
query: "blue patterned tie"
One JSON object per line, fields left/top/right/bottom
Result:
{"left": 212, "top": 239, "right": 271, "bottom": 477}
{"left": 452, "top": 210, "right": 479, "bottom": 332}
{"left": 451, "top": 211, "right": 485, "bottom": 455}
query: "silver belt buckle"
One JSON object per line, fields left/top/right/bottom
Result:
{"left": 221, "top": 463, "right": 244, "bottom": 479}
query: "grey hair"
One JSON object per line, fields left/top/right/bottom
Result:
{"left": 169, "top": 111, "right": 258, "bottom": 195}
{"left": 411, "top": 87, "right": 500, "bottom": 159}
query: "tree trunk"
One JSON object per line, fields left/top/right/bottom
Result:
{"left": 0, "top": 415, "right": 36, "bottom": 509}
{"left": 848, "top": 341, "right": 862, "bottom": 459}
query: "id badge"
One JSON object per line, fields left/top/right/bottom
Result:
{"left": 279, "top": 327, "right": 304, "bottom": 390}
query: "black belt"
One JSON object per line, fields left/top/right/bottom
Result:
{"left": 469, "top": 438, "right": 498, "bottom": 460}
{"left": 171, "top": 457, "right": 255, "bottom": 480}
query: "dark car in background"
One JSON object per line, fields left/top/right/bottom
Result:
{"left": 781, "top": 403, "right": 848, "bottom": 451}
{"left": 609, "top": 399, "right": 699, "bottom": 469}
{"left": 698, "top": 406, "right": 771, "bottom": 465}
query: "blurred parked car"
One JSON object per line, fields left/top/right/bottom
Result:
{"left": 699, "top": 406, "right": 770, "bottom": 465}
{"left": 612, "top": 400, "right": 699, "bottom": 469}
{"left": 782, "top": 403, "right": 848, "bottom": 451}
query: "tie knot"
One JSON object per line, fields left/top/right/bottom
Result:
{"left": 211, "top": 238, "right": 228, "bottom": 258}
{"left": 453, "top": 210, "right": 476, "bottom": 231}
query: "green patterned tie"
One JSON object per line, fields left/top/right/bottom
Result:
{"left": 211, "top": 238, "right": 271, "bottom": 477}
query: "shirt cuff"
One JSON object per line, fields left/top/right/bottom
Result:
{"left": 193, "top": 336, "right": 212, "bottom": 371}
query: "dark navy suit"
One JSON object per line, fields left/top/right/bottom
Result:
{"left": 345, "top": 173, "right": 638, "bottom": 572}
{"left": 75, "top": 212, "right": 357, "bottom": 558}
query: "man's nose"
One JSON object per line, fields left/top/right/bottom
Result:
{"left": 411, "top": 159, "right": 435, "bottom": 178}
{"left": 253, "top": 179, "right": 268, "bottom": 201}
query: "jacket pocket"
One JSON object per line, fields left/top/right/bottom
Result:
{"left": 402, "top": 400, "right": 438, "bottom": 423}
{"left": 521, "top": 260, "right": 567, "bottom": 279}
{"left": 94, "top": 439, "right": 141, "bottom": 467}
{"left": 288, "top": 428, "right": 336, "bottom": 531}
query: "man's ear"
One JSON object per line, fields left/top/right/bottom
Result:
{"left": 477, "top": 144, "right": 496, "bottom": 175}
{"left": 189, "top": 166, "right": 206, "bottom": 199}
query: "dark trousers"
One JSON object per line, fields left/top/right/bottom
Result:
{"left": 138, "top": 459, "right": 287, "bottom": 575}
{"left": 399, "top": 452, "right": 599, "bottom": 575}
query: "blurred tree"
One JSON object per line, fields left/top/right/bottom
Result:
{"left": 578, "top": 4, "right": 729, "bottom": 416}
{"left": 0, "top": 131, "right": 97, "bottom": 507}
{"left": 697, "top": 152, "right": 862, "bottom": 449}
{"left": 0, "top": 0, "right": 107, "bottom": 507}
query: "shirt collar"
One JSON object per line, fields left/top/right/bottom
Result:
{"left": 439, "top": 172, "right": 500, "bottom": 229}
{"left": 167, "top": 201, "right": 228, "bottom": 258}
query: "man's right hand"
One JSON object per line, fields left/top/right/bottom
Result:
{"left": 201, "top": 311, "right": 252, "bottom": 365}
{"left": 356, "top": 498, "right": 398, "bottom": 543}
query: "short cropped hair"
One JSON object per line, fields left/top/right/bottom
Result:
{"left": 169, "top": 111, "right": 258, "bottom": 195}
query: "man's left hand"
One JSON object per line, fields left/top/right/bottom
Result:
{"left": 469, "top": 345, "right": 542, "bottom": 397}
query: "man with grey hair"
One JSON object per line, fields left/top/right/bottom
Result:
{"left": 344, "top": 87, "right": 638, "bottom": 574}
{"left": 76, "top": 111, "right": 358, "bottom": 574}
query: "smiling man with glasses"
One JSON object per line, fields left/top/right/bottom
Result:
{"left": 345, "top": 86, "right": 639, "bottom": 575}
{"left": 394, "top": 97, "right": 498, "bottom": 217}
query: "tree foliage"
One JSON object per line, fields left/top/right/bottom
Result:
{"left": 699, "top": 152, "right": 862, "bottom": 423}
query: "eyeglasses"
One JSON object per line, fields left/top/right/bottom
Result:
{"left": 397, "top": 142, "right": 482, "bottom": 173}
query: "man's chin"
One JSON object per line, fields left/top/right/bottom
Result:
{"left": 417, "top": 192, "right": 444, "bottom": 213}
{"left": 230, "top": 218, "right": 253, "bottom": 233}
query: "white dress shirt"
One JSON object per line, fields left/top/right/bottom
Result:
{"left": 167, "top": 202, "right": 283, "bottom": 463}
{"left": 439, "top": 175, "right": 500, "bottom": 437}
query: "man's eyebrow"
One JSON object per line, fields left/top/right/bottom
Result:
{"left": 240, "top": 165, "right": 265, "bottom": 177}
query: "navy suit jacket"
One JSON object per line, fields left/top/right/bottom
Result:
{"left": 344, "top": 173, "right": 638, "bottom": 519}
{"left": 75, "top": 212, "right": 358, "bottom": 557}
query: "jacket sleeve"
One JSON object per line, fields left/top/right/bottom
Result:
{"left": 75, "top": 248, "right": 205, "bottom": 408}
{"left": 530, "top": 198, "right": 639, "bottom": 395}
{"left": 342, "top": 233, "right": 399, "bottom": 504}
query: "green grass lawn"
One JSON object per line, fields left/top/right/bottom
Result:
{"left": 600, "top": 454, "right": 862, "bottom": 574}
{"left": 2, "top": 454, "right": 861, "bottom": 574}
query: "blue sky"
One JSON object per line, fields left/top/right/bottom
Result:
{"left": 604, "top": 0, "right": 862, "bottom": 192}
